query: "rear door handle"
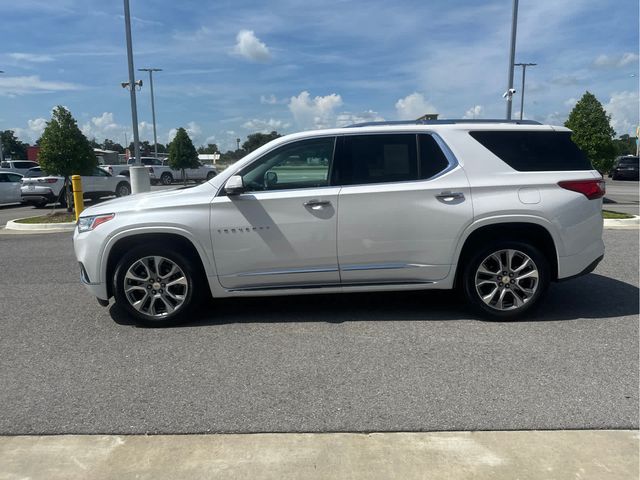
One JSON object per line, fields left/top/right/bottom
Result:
{"left": 304, "top": 199, "right": 332, "bottom": 209}
{"left": 435, "top": 191, "right": 465, "bottom": 202}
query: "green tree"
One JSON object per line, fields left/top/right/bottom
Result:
{"left": 242, "top": 131, "right": 281, "bottom": 153}
{"left": 197, "top": 143, "right": 219, "bottom": 154}
{"left": 0, "top": 130, "right": 28, "bottom": 159}
{"left": 612, "top": 134, "right": 637, "bottom": 157}
{"left": 38, "top": 106, "right": 97, "bottom": 211}
{"left": 102, "top": 138, "right": 124, "bottom": 153}
{"left": 168, "top": 127, "right": 199, "bottom": 185}
{"left": 564, "top": 91, "right": 616, "bottom": 173}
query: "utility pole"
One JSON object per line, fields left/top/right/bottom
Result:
{"left": 514, "top": 63, "right": 537, "bottom": 120}
{"left": 505, "top": 0, "right": 519, "bottom": 120}
{"left": 122, "top": 0, "right": 149, "bottom": 193}
{"left": 138, "top": 68, "right": 162, "bottom": 159}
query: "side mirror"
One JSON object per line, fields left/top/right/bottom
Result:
{"left": 224, "top": 175, "right": 245, "bottom": 195}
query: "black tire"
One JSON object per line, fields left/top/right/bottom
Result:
{"left": 160, "top": 172, "right": 173, "bottom": 185}
{"left": 116, "top": 182, "right": 131, "bottom": 197}
{"left": 611, "top": 172, "right": 619, "bottom": 180}
{"left": 461, "top": 241, "right": 550, "bottom": 321}
{"left": 34, "top": 200, "right": 49, "bottom": 208}
{"left": 206, "top": 171, "right": 217, "bottom": 181}
{"left": 113, "top": 245, "right": 203, "bottom": 327}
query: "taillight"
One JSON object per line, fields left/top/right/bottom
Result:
{"left": 148, "top": 167, "right": 154, "bottom": 173}
{"left": 558, "top": 179, "right": 605, "bottom": 200}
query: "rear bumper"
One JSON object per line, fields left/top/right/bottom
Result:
{"left": 21, "top": 190, "right": 56, "bottom": 204}
{"left": 557, "top": 238, "right": 605, "bottom": 280}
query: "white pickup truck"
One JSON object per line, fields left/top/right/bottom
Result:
{"left": 21, "top": 167, "right": 131, "bottom": 208}
{"left": 100, "top": 157, "right": 217, "bottom": 185}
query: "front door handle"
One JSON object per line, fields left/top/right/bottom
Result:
{"left": 304, "top": 199, "right": 332, "bottom": 210}
{"left": 435, "top": 191, "right": 465, "bottom": 202}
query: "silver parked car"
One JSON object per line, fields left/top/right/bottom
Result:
{"left": 74, "top": 120, "right": 605, "bottom": 326}
{"left": 0, "top": 171, "right": 23, "bottom": 204}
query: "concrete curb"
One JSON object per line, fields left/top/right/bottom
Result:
{"left": 5, "top": 217, "right": 76, "bottom": 233}
{"left": 603, "top": 215, "right": 640, "bottom": 229}
{"left": 0, "top": 431, "right": 637, "bottom": 480}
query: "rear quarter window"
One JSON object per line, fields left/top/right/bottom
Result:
{"left": 469, "top": 131, "right": 593, "bottom": 171}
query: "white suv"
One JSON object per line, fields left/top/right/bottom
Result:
{"left": 73, "top": 120, "right": 605, "bottom": 326}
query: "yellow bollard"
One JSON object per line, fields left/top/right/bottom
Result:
{"left": 71, "top": 175, "right": 85, "bottom": 221}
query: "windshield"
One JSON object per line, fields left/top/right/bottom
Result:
{"left": 618, "top": 157, "right": 638, "bottom": 166}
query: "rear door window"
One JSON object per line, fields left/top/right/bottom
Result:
{"left": 335, "top": 134, "right": 418, "bottom": 185}
{"left": 469, "top": 130, "right": 593, "bottom": 171}
{"left": 419, "top": 134, "right": 450, "bottom": 179}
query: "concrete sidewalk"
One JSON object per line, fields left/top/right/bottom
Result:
{"left": 0, "top": 430, "right": 637, "bottom": 480}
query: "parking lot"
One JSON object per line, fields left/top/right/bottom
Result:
{"left": 604, "top": 179, "right": 639, "bottom": 215}
{"left": 0, "top": 222, "right": 637, "bottom": 435}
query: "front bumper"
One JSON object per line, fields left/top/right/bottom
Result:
{"left": 74, "top": 228, "right": 109, "bottom": 300}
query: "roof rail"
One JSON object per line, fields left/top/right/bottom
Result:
{"left": 347, "top": 119, "right": 542, "bottom": 128}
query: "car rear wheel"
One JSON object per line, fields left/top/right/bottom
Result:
{"left": 113, "top": 246, "right": 202, "bottom": 327}
{"left": 160, "top": 172, "right": 173, "bottom": 185}
{"left": 116, "top": 182, "right": 131, "bottom": 197}
{"left": 462, "top": 241, "right": 550, "bottom": 320}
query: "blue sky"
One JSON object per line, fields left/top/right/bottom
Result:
{"left": 0, "top": 0, "right": 638, "bottom": 151}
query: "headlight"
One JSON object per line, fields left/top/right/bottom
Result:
{"left": 77, "top": 213, "right": 115, "bottom": 233}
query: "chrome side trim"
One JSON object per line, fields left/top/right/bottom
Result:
{"left": 233, "top": 266, "right": 339, "bottom": 277}
{"left": 341, "top": 262, "right": 434, "bottom": 271}
{"left": 227, "top": 279, "right": 435, "bottom": 292}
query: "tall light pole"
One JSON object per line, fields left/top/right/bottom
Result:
{"left": 0, "top": 70, "right": 4, "bottom": 163}
{"left": 514, "top": 62, "right": 537, "bottom": 120}
{"left": 138, "top": 68, "right": 162, "bottom": 159}
{"left": 505, "top": 0, "right": 519, "bottom": 120}
{"left": 122, "top": 0, "right": 149, "bottom": 193}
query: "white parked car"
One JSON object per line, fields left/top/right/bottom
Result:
{"left": 159, "top": 159, "right": 218, "bottom": 185}
{"left": 0, "top": 170, "right": 23, "bottom": 204}
{"left": 0, "top": 160, "right": 40, "bottom": 176}
{"left": 22, "top": 167, "right": 131, "bottom": 208}
{"left": 74, "top": 120, "right": 605, "bottom": 326}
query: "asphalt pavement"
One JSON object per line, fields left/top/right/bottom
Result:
{"left": 604, "top": 178, "right": 639, "bottom": 215}
{"left": 0, "top": 229, "right": 637, "bottom": 435}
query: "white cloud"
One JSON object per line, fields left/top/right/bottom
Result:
{"left": 395, "top": 93, "right": 438, "bottom": 120}
{"left": 463, "top": 105, "right": 483, "bottom": 119}
{"left": 233, "top": 30, "right": 271, "bottom": 62}
{"left": 0, "top": 75, "right": 81, "bottom": 95}
{"left": 594, "top": 53, "right": 640, "bottom": 68}
{"left": 288, "top": 91, "right": 343, "bottom": 129}
{"left": 563, "top": 98, "right": 578, "bottom": 109}
{"left": 12, "top": 117, "right": 48, "bottom": 143}
{"left": 242, "top": 118, "right": 289, "bottom": 132}
{"left": 9, "top": 52, "right": 54, "bottom": 63}
{"left": 168, "top": 121, "right": 202, "bottom": 143}
{"left": 604, "top": 91, "right": 640, "bottom": 137}
{"left": 336, "top": 110, "right": 385, "bottom": 127}
{"left": 260, "top": 94, "right": 278, "bottom": 104}
{"left": 81, "top": 112, "right": 124, "bottom": 141}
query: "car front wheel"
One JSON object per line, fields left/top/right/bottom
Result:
{"left": 462, "top": 241, "right": 550, "bottom": 320}
{"left": 113, "top": 246, "right": 201, "bottom": 326}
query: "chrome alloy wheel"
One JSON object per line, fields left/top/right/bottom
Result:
{"left": 123, "top": 256, "right": 188, "bottom": 317}
{"left": 474, "top": 249, "right": 539, "bottom": 311}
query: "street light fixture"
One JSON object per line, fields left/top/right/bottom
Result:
{"left": 138, "top": 68, "right": 162, "bottom": 159}
{"left": 514, "top": 63, "right": 537, "bottom": 120}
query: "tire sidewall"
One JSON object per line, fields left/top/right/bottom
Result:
{"left": 116, "top": 182, "right": 131, "bottom": 197}
{"left": 462, "top": 241, "right": 550, "bottom": 321}
{"left": 161, "top": 173, "right": 173, "bottom": 185}
{"left": 113, "top": 246, "right": 199, "bottom": 327}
